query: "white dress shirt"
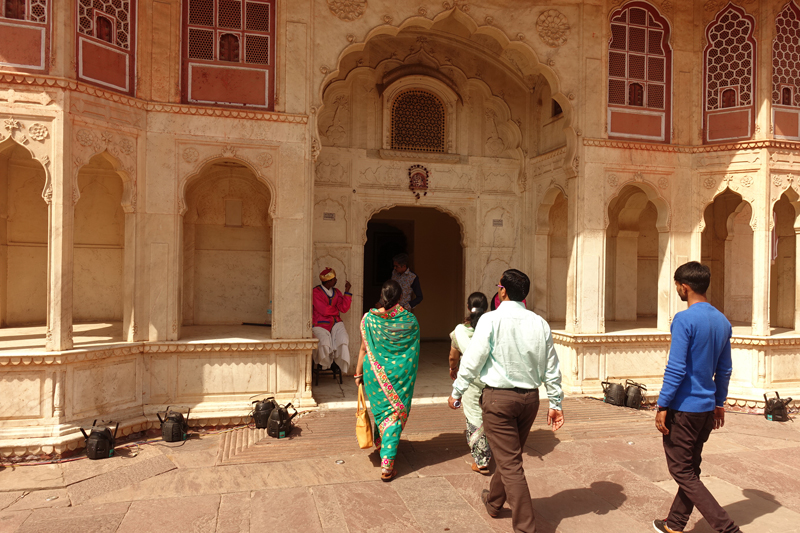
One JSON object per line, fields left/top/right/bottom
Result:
{"left": 451, "top": 301, "right": 564, "bottom": 410}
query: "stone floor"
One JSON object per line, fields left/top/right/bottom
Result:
{"left": 1, "top": 388, "right": 799, "bottom": 533}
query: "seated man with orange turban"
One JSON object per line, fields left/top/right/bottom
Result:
{"left": 312, "top": 268, "right": 353, "bottom": 373}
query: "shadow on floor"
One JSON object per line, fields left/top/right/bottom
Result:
{"left": 685, "top": 488, "right": 782, "bottom": 533}
{"left": 530, "top": 481, "right": 627, "bottom": 528}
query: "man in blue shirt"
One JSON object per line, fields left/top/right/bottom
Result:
{"left": 653, "top": 262, "right": 740, "bottom": 533}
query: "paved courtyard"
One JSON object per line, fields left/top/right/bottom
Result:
{"left": 1, "top": 384, "right": 799, "bottom": 533}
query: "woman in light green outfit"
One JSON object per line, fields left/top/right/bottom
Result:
{"left": 448, "top": 292, "right": 492, "bottom": 474}
{"left": 354, "top": 280, "right": 421, "bottom": 482}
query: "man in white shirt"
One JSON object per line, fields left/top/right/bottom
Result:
{"left": 449, "top": 269, "right": 564, "bottom": 533}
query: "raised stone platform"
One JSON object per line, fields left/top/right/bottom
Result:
{"left": 0, "top": 324, "right": 316, "bottom": 457}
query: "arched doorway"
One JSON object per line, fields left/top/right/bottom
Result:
{"left": 534, "top": 189, "right": 568, "bottom": 327}
{"left": 605, "top": 185, "right": 660, "bottom": 327}
{"left": 0, "top": 140, "right": 48, "bottom": 335}
{"left": 182, "top": 161, "right": 273, "bottom": 328}
{"left": 701, "top": 189, "right": 753, "bottom": 328}
{"left": 770, "top": 191, "right": 800, "bottom": 331}
{"left": 364, "top": 206, "right": 463, "bottom": 341}
{"left": 73, "top": 153, "right": 125, "bottom": 339}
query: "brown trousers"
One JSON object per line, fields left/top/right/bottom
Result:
{"left": 481, "top": 387, "right": 540, "bottom": 533}
{"left": 663, "top": 410, "right": 740, "bottom": 533}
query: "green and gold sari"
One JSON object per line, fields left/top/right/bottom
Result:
{"left": 360, "top": 305, "right": 420, "bottom": 472}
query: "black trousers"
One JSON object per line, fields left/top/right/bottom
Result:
{"left": 481, "top": 387, "right": 540, "bottom": 533}
{"left": 663, "top": 409, "right": 740, "bottom": 533}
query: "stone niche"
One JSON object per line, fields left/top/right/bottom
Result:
{"left": 182, "top": 162, "right": 273, "bottom": 326}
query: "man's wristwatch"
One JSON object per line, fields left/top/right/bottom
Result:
{"left": 657, "top": 405, "right": 668, "bottom": 412}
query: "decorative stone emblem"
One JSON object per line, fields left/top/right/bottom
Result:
{"left": 182, "top": 147, "right": 199, "bottom": 163}
{"left": 326, "top": 0, "right": 367, "bottom": 21}
{"left": 741, "top": 175, "right": 754, "bottom": 187}
{"left": 28, "top": 123, "right": 48, "bottom": 141}
{"left": 408, "top": 164, "right": 429, "bottom": 199}
{"left": 76, "top": 129, "right": 95, "bottom": 147}
{"left": 703, "top": 177, "right": 716, "bottom": 189}
{"left": 772, "top": 174, "right": 783, "bottom": 188}
{"left": 221, "top": 145, "right": 237, "bottom": 158}
{"left": 658, "top": 177, "right": 669, "bottom": 190}
{"left": 257, "top": 152, "right": 274, "bottom": 168}
{"left": 607, "top": 174, "right": 619, "bottom": 187}
{"left": 536, "top": 9, "right": 570, "bottom": 48}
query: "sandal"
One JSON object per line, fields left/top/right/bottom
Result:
{"left": 471, "top": 462, "right": 490, "bottom": 475}
{"left": 380, "top": 468, "right": 397, "bottom": 482}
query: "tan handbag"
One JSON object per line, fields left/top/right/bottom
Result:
{"left": 356, "top": 384, "right": 373, "bottom": 449}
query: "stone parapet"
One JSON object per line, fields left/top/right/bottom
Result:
{"left": 0, "top": 338, "right": 316, "bottom": 458}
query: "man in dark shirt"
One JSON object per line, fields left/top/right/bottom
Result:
{"left": 653, "top": 261, "right": 740, "bottom": 533}
{"left": 390, "top": 253, "right": 423, "bottom": 311}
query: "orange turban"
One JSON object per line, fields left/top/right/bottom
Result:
{"left": 319, "top": 268, "right": 336, "bottom": 282}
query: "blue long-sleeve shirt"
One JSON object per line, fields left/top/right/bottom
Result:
{"left": 658, "top": 302, "right": 733, "bottom": 412}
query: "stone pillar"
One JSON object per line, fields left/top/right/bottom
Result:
{"left": 795, "top": 227, "right": 800, "bottom": 332}
{"left": 565, "top": 177, "right": 578, "bottom": 332}
{"left": 657, "top": 230, "right": 672, "bottom": 331}
{"left": 123, "top": 211, "right": 136, "bottom": 341}
{"left": 751, "top": 225, "right": 771, "bottom": 336}
{"left": 46, "top": 124, "right": 73, "bottom": 352}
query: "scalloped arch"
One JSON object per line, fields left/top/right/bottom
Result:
{"left": 361, "top": 202, "right": 467, "bottom": 248}
{"left": 536, "top": 185, "right": 568, "bottom": 235}
{"left": 75, "top": 150, "right": 136, "bottom": 213}
{"left": 178, "top": 157, "right": 276, "bottom": 217}
{"left": 605, "top": 180, "right": 671, "bottom": 232}
{"left": 698, "top": 186, "right": 753, "bottom": 233}
{"left": 317, "top": 6, "right": 577, "bottom": 175}
{"left": 0, "top": 135, "right": 51, "bottom": 203}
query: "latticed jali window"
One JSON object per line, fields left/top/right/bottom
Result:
{"left": 608, "top": 4, "right": 669, "bottom": 111}
{"left": 391, "top": 91, "right": 447, "bottom": 153}
{"left": 1, "top": 0, "right": 47, "bottom": 22}
{"left": 705, "top": 6, "right": 754, "bottom": 111}
{"left": 77, "top": 0, "right": 131, "bottom": 49}
{"left": 773, "top": 2, "right": 800, "bottom": 107}
{"left": 186, "top": 0, "right": 274, "bottom": 65}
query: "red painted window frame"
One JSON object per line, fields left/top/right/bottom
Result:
{"left": 607, "top": 1, "right": 673, "bottom": 144}
{"left": 702, "top": 3, "right": 757, "bottom": 144}
{"left": 0, "top": 0, "right": 50, "bottom": 73}
{"left": 74, "top": 0, "right": 137, "bottom": 96}
{"left": 181, "top": 0, "right": 276, "bottom": 110}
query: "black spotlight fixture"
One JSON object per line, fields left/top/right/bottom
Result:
{"left": 157, "top": 406, "right": 190, "bottom": 442}
{"left": 251, "top": 397, "right": 277, "bottom": 429}
{"left": 764, "top": 392, "right": 793, "bottom": 422}
{"left": 80, "top": 420, "right": 119, "bottom": 460}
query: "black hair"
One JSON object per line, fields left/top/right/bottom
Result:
{"left": 465, "top": 292, "right": 489, "bottom": 328}
{"left": 674, "top": 261, "right": 711, "bottom": 295}
{"left": 500, "top": 269, "right": 530, "bottom": 302}
{"left": 392, "top": 253, "right": 409, "bottom": 267}
{"left": 377, "top": 279, "right": 402, "bottom": 309}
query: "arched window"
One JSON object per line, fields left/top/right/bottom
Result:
{"left": 76, "top": 0, "right": 136, "bottom": 95}
{"left": 390, "top": 90, "right": 447, "bottom": 153}
{"left": 607, "top": 2, "right": 672, "bottom": 142}
{"left": 95, "top": 15, "right": 113, "bottom": 43}
{"left": 0, "top": 0, "right": 49, "bottom": 71}
{"left": 183, "top": 0, "right": 276, "bottom": 108}
{"left": 703, "top": 4, "right": 755, "bottom": 143}
{"left": 773, "top": 2, "right": 800, "bottom": 139}
{"left": 219, "top": 33, "right": 239, "bottom": 61}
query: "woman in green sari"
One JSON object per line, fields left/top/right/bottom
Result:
{"left": 354, "top": 280, "right": 420, "bottom": 481}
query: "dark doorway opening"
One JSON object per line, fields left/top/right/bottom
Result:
{"left": 363, "top": 207, "right": 463, "bottom": 341}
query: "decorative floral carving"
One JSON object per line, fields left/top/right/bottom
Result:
{"left": 607, "top": 174, "right": 619, "bottom": 187}
{"left": 257, "top": 152, "right": 274, "bottom": 168}
{"left": 741, "top": 175, "right": 754, "bottom": 187}
{"left": 418, "top": 6, "right": 428, "bottom": 16}
{"left": 536, "top": 9, "right": 570, "bottom": 48}
{"left": 772, "top": 174, "right": 783, "bottom": 188}
{"left": 119, "top": 137, "right": 134, "bottom": 155}
{"left": 28, "top": 123, "right": 48, "bottom": 141}
{"left": 221, "top": 145, "right": 237, "bottom": 158}
{"left": 326, "top": 0, "right": 367, "bottom": 22}
{"left": 3, "top": 118, "right": 20, "bottom": 132}
{"left": 183, "top": 147, "right": 199, "bottom": 163}
{"left": 658, "top": 177, "right": 669, "bottom": 190}
{"left": 703, "top": 177, "right": 717, "bottom": 189}
{"left": 633, "top": 171, "right": 644, "bottom": 181}
{"left": 76, "top": 129, "right": 95, "bottom": 147}
{"left": 383, "top": 14, "right": 393, "bottom": 24}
